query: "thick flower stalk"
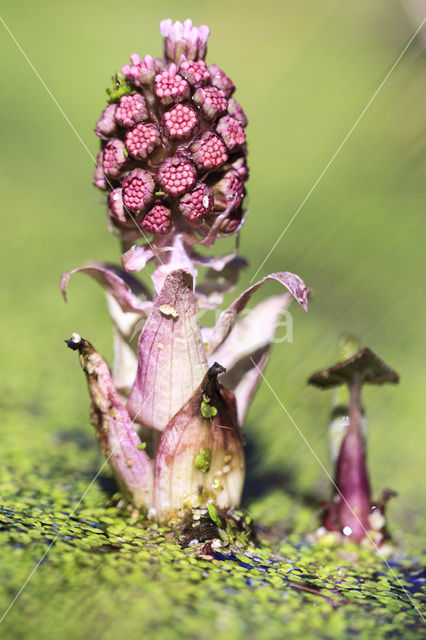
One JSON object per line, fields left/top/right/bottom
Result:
{"left": 62, "top": 19, "right": 309, "bottom": 526}
{"left": 308, "top": 347, "right": 399, "bottom": 545}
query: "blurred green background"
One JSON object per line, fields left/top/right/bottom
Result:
{"left": 0, "top": 0, "right": 425, "bottom": 635}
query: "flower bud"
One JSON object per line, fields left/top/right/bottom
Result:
{"left": 122, "top": 168, "right": 155, "bottom": 214}
{"left": 227, "top": 98, "right": 248, "bottom": 127}
{"left": 102, "top": 139, "right": 127, "bottom": 177}
{"left": 141, "top": 203, "right": 172, "bottom": 235}
{"left": 178, "top": 59, "right": 210, "bottom": 87}
{"left": 193, "top": 86, "right": 227, "bottom": 119}
{"left": 115, "top": 93, "right": 149, "bottom": 128}
{"left": 208, "top": 64, "right": 235, "bottom": 97}
{"left": 160, "top": 19, "right": 210, "bottom": 64}
{"left": 212, "top": 170, "right": 245, "bottom": 213}
{"left": 95, "top": 103, "right": 118, "bottom": 139}
{"left": 154, "top": 65, "right": 190, "bottom": 105}
{"left": 190, "top": 133, "right": 228, "bottom": 170}
{"left": 121, "top": 54, "right": 157, "bottom": 87}
{"left": 125, "top": 123, "right": 161, "bottom": 160}
{"left": 216, "top": 115, "right": 246, "bottom": 151}
{"left": 179, "top": 183, "right": 214, "bottom": 222}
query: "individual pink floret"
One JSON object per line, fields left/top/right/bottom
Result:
{"left": 125, "top": 123, "right": 160, "bottom": 159}
{"left": 193, "top": 86, "right": 227, "bottom": 119}
{"left": 179, "top": 59, "right": 210, "bottom": 87}
{"left": 122, "top": 169, "right": 155, "bottom": 213}
{"left": 216, "top": 115, "right": 246, "bottom": 151}
{"left": 179, "top": 183, "right": 214, "bottom": 222}
{"left": 191, "top": 133, "right": 228, "bottom": 170}
{"left": 164, "top": 104, "right": 198, "bottom": 140}
{"left": 227, "top": 98, "right": 248, "bottom": 127}
{"left": 95, "top": 103, "right": 118, "bottom": 139}
{"left": 157, "top": 156, "right": 196, "bottom": 196}
{"left": 115, "top": 93, "right": 148, "bottom": 128}
{"left": 102, "top": 139, "right": 127, "bottom": 177}
{"left": 154, "top": 65, "right": 190, "bottom": 105}
{"left": 141, "top": 203, "right": 172, "bottom": 234}
{"left": 208, "top": 64, "right": 235, "bottom": 98}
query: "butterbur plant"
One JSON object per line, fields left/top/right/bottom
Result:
{"left": 62, "top": 19, "right": 309, "bottom": 526}
{"left": 308, "top": 347, "right": 399, "bottom": 546}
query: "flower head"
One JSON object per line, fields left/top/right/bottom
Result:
{"left": 94, "top": 19, "right": 248, "bottom": 247}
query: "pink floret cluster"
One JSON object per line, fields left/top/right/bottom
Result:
{"left": 93, "top": 19, "right": 248, "bottom": 241}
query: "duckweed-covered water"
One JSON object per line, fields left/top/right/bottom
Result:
{"left": 0, "top": 449, "right": 424, "bottom": 639}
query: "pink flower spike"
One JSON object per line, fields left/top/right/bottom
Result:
{"left": 141, "top": 204, "right": 172, "bottom": 235}
{"left": 160, "top": 19, "right": 210, "bottom": 63}
{"left": 191, "top": 133, "right": 228, "bottom": 170}
{"left": 115, "top": 93, "right": 149, "bottom": 128}
{"left": 193, "top": 86, "right": 227, "bottom": 119}
{"left": 66, "top": 335, "right": 153, "bottom": 511}
{"left": 227, "top": 98, "right": 248, "bottom": 127}
{"left": 163, "top": 104, "right": 198, "bottom": 140}
{"left": 125, "top": 122, "right": 160, "bottom": 159}
{"left": 157, "top": 156, "right": 196, "bottom": 195}
{"left": 208, "top": 64, "right": 235, "bottom": 97}
{"left": 217, "top": 115, "right": 246, "bottom": 151}
{"left": 102, "top": 139, "right": 127, "bottom": 177}
{"left": 122, "top": 168, "right": 155, "bottom": 213}
{"left": 95, "top": 103, "right": 118, "bottom": 139}
{"left": 179, "top": 183, "right": 214, "bottom": 222}
{"left": 178, "top": 59, "right": 210, "bottom": 87}
{"left": 154, "top": 66, "right": 190, "bottom": 105}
